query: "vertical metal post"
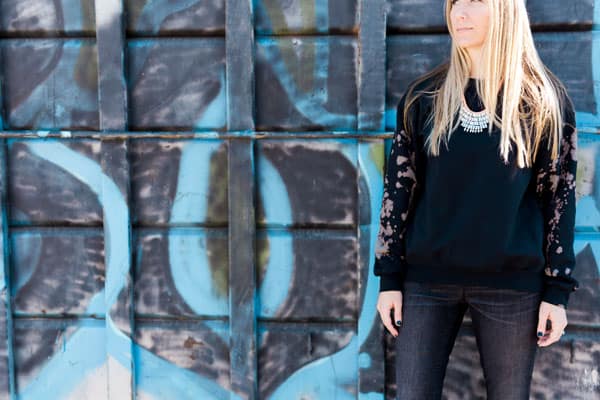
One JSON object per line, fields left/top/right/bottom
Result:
{"left": 358, "top": 0, "right": 388, "bottom": 398}
{"left": 94, "top": 0, "right": 133, "bottom": 398}
{"left": 0, "top": 121, "right": 16, "bottom": 400}
{"left": 226, "top": 0, "right": 258, "bottom": 398}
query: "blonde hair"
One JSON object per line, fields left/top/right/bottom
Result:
{"left": 402, "top": 0, "right": 572, "bottom": 168}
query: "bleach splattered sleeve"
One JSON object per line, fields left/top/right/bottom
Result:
{"left": 373, "top": 93, "right": 419, "bottom": 292}
{"left": 534, "top": 92, "right": 581, "bottom": 309}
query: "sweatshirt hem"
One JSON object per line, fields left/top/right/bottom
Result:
{"left": 404, "top": 264, "right": 544, "bottom": 293}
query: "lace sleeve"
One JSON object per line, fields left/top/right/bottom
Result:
{"left": 373, "top": 92, "right": 419, "bottom": 292}
{"left": 534, "top": 92, "right": 580, "bottom": 308}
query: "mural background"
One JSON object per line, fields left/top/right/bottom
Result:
{"left": 0, "top": 0, "right": 599, "bottom": 399}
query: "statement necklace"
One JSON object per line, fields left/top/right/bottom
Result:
{"left": 459, "top": 94, "right": 489, "bottom": 133}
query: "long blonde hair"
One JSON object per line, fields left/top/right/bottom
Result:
{"left": 403, "top": 0, "right": 572, "bottom": 168}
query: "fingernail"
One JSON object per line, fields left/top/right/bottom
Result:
{"left": 537, "top": 331, "right": 543, "bottom": 337}
{"left": 396, "top": 320, "right": 402, "bottom": 326}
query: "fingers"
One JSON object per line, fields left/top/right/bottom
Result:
{"left": 537, "top": 326, "right": 564, "bottom": 346}
{"left": 537, "top": 303, "right": 568, "bottom": 347}
{"left": 536, "top": 306, "right": 549, "bottom": 345}
{"left": 394, "top": 299, "right": 403, "bottom": 330}
{"left": 377, "top": 291, "right": 403, "bottom": 337}
{"left": 380, "top": 309, "right": 398, "bottom": 337}
{"left": 379, "top": 304, "right": 398, "bottom": 337}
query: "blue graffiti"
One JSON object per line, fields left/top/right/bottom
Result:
{"left": 134, "top": 0, "right": 200, "bottom": 34}
{"left": 256, "top": 154, "right": 293, "bottom": 316}
{"left": 169, "top": 140, "right": 227, "bottom": 316}
{"left": 257, "top": 36, "right": 356, "bottom": 129}
{"left": 24, "top": 141, "right": 242, "bottom": 399}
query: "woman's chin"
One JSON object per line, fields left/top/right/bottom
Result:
{"left": 455, "top": 41, "right": 483, "bottom": 51}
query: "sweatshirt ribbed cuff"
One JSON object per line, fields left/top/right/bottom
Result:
{"left": 379, "top": 272, "right": 405, "bottom": 292}
{"left": 541, "top": 286, "right": 571, "bottom": 309}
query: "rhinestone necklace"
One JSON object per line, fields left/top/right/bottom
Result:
{"left": 459, "top": 94, "right": 489, "bottom": 133}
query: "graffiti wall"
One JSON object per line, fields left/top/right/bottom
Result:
{"left": 0, "top": 0, "right": 598, "bottom": 399}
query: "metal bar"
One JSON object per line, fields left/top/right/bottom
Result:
{"left": 226, "top": 0, "right": 255, "bottom": 132}
{"left": 358, "top": 1, "right": 388, "bottom": 398}
{"left": 358, "top": 0, "right": 387, "bottom": 132}
{"left": 0, "top": 141, "right": 16, "bottom": 399}
{"left": 0, "top": 12, "right": 16, "bottom": 395}
{"left": 95, "top": 0, "right": 134, "bottom": 398}
{"left": 226, "top": 0, "right": 258, "bottom": 397}
{"left": 228, "top": 138, "right": 258, "bottom": 400}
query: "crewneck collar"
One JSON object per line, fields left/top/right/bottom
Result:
{"left": 464, "top": 78, "right": 485, "bottom": 112}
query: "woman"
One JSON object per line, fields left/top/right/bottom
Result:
{"left": 374, "top": 0, "right": 580, "bottom": 398}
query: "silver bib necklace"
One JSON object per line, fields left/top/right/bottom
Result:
{"left": 460, "top": 94, "right": 489, "bottom": 133}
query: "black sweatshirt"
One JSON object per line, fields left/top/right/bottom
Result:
{"left": 373, "top": 75, "right": 580, "bottom": 308}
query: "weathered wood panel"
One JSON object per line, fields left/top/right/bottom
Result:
{"left": 10, "top": 228, "right": 104, "bottom": 316}
{"left": 134, "top": 320, "right": 231, "bottom": 399}
{"left": 254, "top": 0, "right": 358, "bottom": 35}
{"left": 133, "top": 228, "right": 228, "bottom": 317}
{"left": 256, "top": 230, "right": 358, "bottom": 319}
{"left": 125, "top": 0, "right": 225, "bottom": 36}
{"left": 386, "top": 0, "right": 594, "bottom": 31}
{"left": 257, "top": 324, "right": 357, "bottom": 399}
{"left": 386, "top": 32, "right": 598, "bottom": 130}
{"left": 256, "top": 139, "right": 358, "bottom": 227}
{"left": 126, "top": 39, "right": 226, "bottom": 131}
{"left": 12, "top": 318, "right": 107, "bottom": 399}
{"left": 255, "top": 37, "right": 358, "bottom": 131}
{"left": 7, "top": 139, "right": 103, "bottom": 226}
{"left": 0, "top": 40, "right": 99, "bottom": 130}
{"left": 0, "top": 0, "right": 96, "bottom": 36}
{"left": 129, "top": 139, "right": 228, "bottom": 226}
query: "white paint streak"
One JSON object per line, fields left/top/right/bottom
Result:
{"left": 95, "top": 0, "right": 122, "bottom": 29}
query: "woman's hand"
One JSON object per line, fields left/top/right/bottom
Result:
{"left": 377, "top": 290, "right": 404, "bottom": 337}
{"left": 536, "top": 301, "right": 567, "bottom": 347}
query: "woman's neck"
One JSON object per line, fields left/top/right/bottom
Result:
{"left": 466, "top": 47, "right": 484, "bottom": 79}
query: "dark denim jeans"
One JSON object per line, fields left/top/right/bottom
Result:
{"left": 394, "top": 280, "right": 541, "bottom": 400}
